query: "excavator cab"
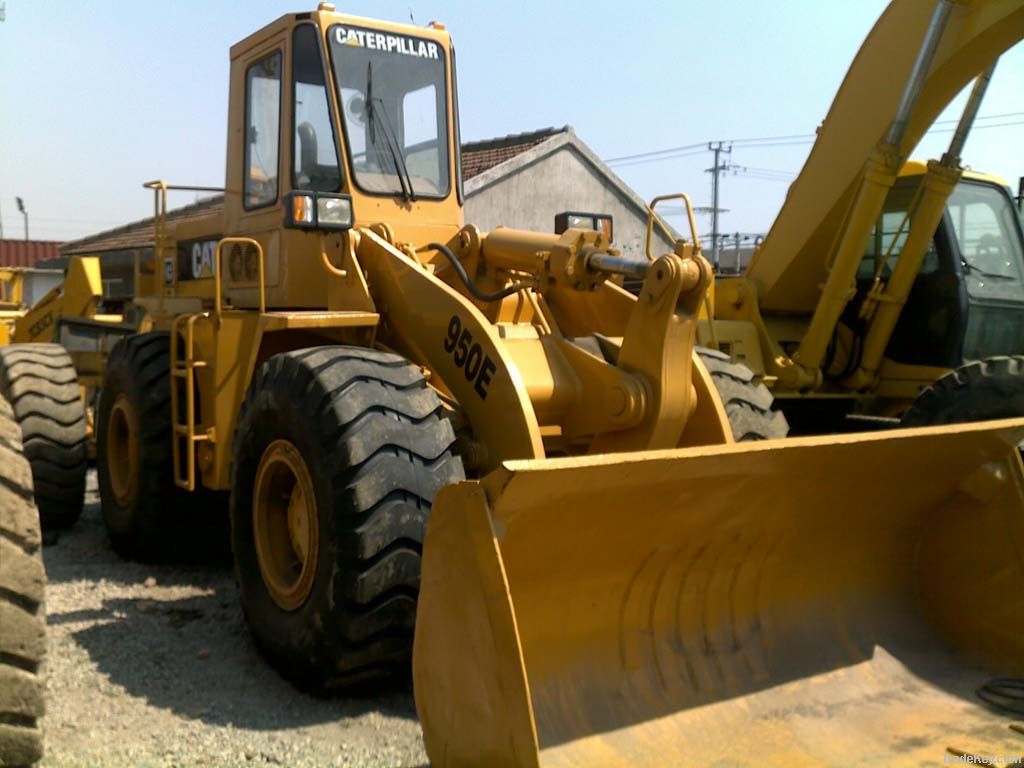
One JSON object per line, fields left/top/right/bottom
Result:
{"left": 859, "top": 169, "right": 1024, "bottom": 369}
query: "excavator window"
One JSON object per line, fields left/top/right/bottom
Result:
{"left": 948, "top": 181, "right": 1024, "bottom": 304}
{"left": 950, "top": 181, "right": 1024, "bottom": 360}
{"left": 243, "top": 51, "right": 282, "bottom": 209}
{"left": 329, "top": 24, "right": 450, "bottom": 200}
{"left": 292, "top": 24, "right": 342, "bottom": 193}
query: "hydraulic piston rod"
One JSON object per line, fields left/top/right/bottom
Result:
{"left": 586, "top": 253, "right": 649, "bottom": 278}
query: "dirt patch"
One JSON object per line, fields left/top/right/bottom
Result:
{"left": 39, "top": 471, "right": 429, "bottom": 768}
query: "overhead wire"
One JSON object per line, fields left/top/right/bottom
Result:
{"left": 604, "top": 114, "right": 1024, "bottom": 168}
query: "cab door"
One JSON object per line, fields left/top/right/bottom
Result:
{"left": 948, "top": 181, "right": 1024, "bottom": 360}
{"left": 223, "top": 28, "right": 288, "bottom": 308}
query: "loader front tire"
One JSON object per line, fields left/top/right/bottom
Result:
{"left": 900, "top": 356, "right": 1024, "bottom": 427}
{"left": 97, "top": 332, "right": 178, "bottom": 560}
{"left": 0, "top": 344, "right": 87, "bottom": 529}
{"left": 0, "top": 395, "right": 47, "bottom": 767}
{"left": 230, "top": 347, "right": 465, "bottom": 691}
{"left": 697, "top": 347, "right": 788, "bottom": 440}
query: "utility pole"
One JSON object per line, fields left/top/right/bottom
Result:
{"left": 705, "top": 142, "right": 734, "bottom": 267}
{"left": 1017, "top": 177, "right": 1023, "bottom": 214}
{"left": 15, "top": 197, "right": 27, "bottom": 241}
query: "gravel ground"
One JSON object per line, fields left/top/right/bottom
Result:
{"left": 39, "top": 471, "right": 428, "bottom": 768}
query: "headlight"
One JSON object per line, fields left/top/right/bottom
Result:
{"left": 317, "top": 195, "right": 353, "bottom": 228}
{"left": 284, "top": 191, "right": 354, "bottom": 231}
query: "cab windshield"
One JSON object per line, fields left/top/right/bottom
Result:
{"left": 329, "top": 24, "right": 450, "bottom": 199}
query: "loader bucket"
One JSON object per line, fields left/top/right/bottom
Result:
{"left": 414, "top": 419, "right": 1024, "bottom": 767}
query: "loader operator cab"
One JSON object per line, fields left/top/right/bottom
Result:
{"left": 854, "top": 168, "right": 1024, "bottom": 368}
{"left": 214, "top": 6, "right": 462, "bottom": 309}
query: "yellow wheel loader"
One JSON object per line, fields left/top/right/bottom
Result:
{"left": 0, "top": 256, "right": 136, "bottom": 528}
{"left": 704, "top": 0, "right": 1024, "bottom": 436}
{"left": 87, "top": 1, "right": 1024, "bottom": 765}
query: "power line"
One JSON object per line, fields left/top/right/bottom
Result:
{"left": 604, "top": 114, "right": 1024, "bottom": 168}
{"left": 934, "top": 110, "right": 1024, "bottom": 125}
{"left": 604, "top": 143, "right": 708, "bottom": 165}
{"left": 736, "top": 165, "right": 796, "bottom": 177}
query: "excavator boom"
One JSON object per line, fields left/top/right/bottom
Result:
{"left": 748, "top": 0, "right": 1024, "bottom": 313}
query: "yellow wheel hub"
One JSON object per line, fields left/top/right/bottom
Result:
{"left": 253, "top": 439, "right": 319, "bottom": 611}
{"left": 107, "top": 394, "right": 139, "bottom": 507}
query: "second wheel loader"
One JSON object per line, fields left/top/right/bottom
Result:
{"left": 87, "top": 2, "right": 1024, "bottom": 766}
{"left": 0, "top": 256, "right": 135, "bottom": 528}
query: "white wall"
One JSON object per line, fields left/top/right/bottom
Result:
{"left": 465, "top": 142, "right": 676, "bottom": 262}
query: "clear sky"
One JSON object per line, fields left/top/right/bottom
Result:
{"left": 1, "top": 0, "right": 1021, "bottom": 243}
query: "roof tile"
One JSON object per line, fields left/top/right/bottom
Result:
{"left": 0, "top": 239, "right": 63, "bottom": 267}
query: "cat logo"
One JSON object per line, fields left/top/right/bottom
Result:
{"left": 334, "top": 26, "right": 440, "bottom": 60}
{"left": 190, "top": 241, "right": 217, "bottom": 279}
{"left": 175, "top": 237, "right": 223, "bottom": 282}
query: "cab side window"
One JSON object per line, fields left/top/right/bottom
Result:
{"left": 244, "top": 51, "right": 282, "bottom": 209}
{"left": 292, "top": 25, "right": 342, "bottom": 192}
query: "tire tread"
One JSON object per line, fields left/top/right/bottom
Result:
{"left": 232, "top": 346, "right": 464, "bottom": 690}
{"left": 0, "top": 344, "right": 87, "bottom": 528}
{"left": 697, "top": 347, "right": 788, "bottom": 441}
{"left": 0, "top": 395, "right": 46, "bottom": 767}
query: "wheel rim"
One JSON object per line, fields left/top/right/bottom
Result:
{"left": 253, "top": 439, "right": 319, "bottom": 612}
{"left": 107, "top": 394, "right": 138, "bottom": 507}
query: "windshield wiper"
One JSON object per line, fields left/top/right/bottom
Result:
{"left": 365, "top": 62, "right": 416, "bottom": 202}
{"left": 962, "top": 259, "right": 1015, "bottom": 281}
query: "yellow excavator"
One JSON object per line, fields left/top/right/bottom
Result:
{"left": 704, "top": 0, "right": 1024, "bottom": 435}
{"left": 64, "top": 1, "right": 1024, "bottom": 766}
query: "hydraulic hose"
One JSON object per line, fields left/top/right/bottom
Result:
{"left": 426, "top": 242, "right": 531, "bottom": 303}
{"left": 977, "top": 678, "right": 1024, "bottom": 716}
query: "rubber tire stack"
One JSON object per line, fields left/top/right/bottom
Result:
{"left": 696, "top": 346, "right": 789, "bottom": 440}
{"left": 0, "top": 344, "right": 87, "bottom": 529}
{"left": 231, "top": 346, "right": 465, "bottom": 692}
{"left": 900, "top": 356, "right": 1024, "bottom": 427}
{"left": 0, "top": 394, "right": 47, "bottom": 767}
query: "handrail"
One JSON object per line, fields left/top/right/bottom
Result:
{"left": 214, "top": 237, "right": 266, "bottom": 321}
{"left": 142, "top": 180, "right": 228, "bottom": 284}
{"left": 645, "top": 193, "right": 702, "bottom": 261}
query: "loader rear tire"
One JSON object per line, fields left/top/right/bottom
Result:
{"left": 697, "top": 347, "right": 788, "bottom": 440}
{"left": 0, "top": 344, "right": 87, "bottom": 529}
{"left": 230, "top": 346, "right": 465, "bottom": 692}
{"left": 97, "top": 332, "right": 178, "bottom": 561}
{"left": 900, "top": 356, "right": 1024, "bottom": 427}
{"left": 0, "top": 395, "right": 47, "bottom": 767}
